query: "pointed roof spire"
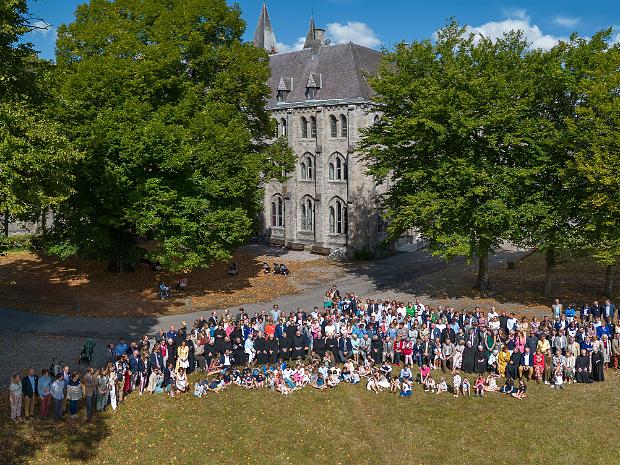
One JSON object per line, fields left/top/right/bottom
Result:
{"left": 253, "top": 2, "right": 277, "bottom": 54}
{"left": 303, "top": 17, "right": 317, "bottom": 49}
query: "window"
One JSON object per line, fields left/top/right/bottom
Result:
{"left": 270, "top": 195, "right": 284, "bottom": 227}
{"left": 300, "top": 153, "right": 314, "bottom": 180}
{"left": 279, "top": 118, "right": 287, "bottom": 136}
{"left": 310, "top": 116, "right": 317, "bottom": 138}
{"left": 328, "top": 152, "right": 347, "bottom": 181}
{"left": 301, "top": 117, "right": 308, "bottom": 138}
{"left": 305, "top": 87, "right": 317, "bottom": 99}
{"left": 300, "top": 197, "right": 314, "bottom": 231}
{"left": 330, "top": 115, "right": 337, "bottom": 138}
{"left": 329, "top": 198, "right": 347, "bottom": 234}
{"left": 340, "top": 115, "right": 348, "bottom": 137}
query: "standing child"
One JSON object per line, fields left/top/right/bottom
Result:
{"left": 452, "top": 371, "right": 462, "bottom": 398}
{"left": 9, "top": 374, "right": 22, "bottom": 422}
{"left": 461, "top": 377, "right": 471, "bottom": 397}
{"left": 552, "top": 366, "right": 565, "bottom": 390}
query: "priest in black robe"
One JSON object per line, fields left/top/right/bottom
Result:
{"left": 474, "top": 346, "right": 487, "bottom": 373}
{"left": 462, "top": 341, "right": 475, "bottom": 373}
{"left": 575, "top": 349, "right": 592, "bottom": 383}
{"left": 591, "top": 348, "right": 604, "bottom": 382}
{"left": 506, "top": 347, "right": 522, "bottom": 380}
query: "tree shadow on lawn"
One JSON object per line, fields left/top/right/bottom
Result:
{"left": 0, "top": 249, "right": 265, "bottom": 317}
{"left": 0, "top": 396, "right": 110, "bottom": 465}
{"left": 343, "top": 247, "right": 612, "bottom": 310}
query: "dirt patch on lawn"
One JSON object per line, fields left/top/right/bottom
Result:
{"left": 0, "top": 249, "right": 341, "bottom": 318}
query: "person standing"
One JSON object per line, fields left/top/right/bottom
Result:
{"left": 9, "top": 374, "right": 22, "bottom": 422}
{"left": 551, "top": 299, "right": 562, "bottom": 321}
{"left": 67, "top": 372, "right": 83, "bottom": 418}
{"left": 83, "top": 367, "right": 96, "bottom": 422}
{"left": 37, "top": 369, "right": 52, "bottom": 419}
{"left": 51, "top": 373, "right": 65, "bottom": 421}
{"left": 21, "top": 368, "right": 38, "bottom": 420}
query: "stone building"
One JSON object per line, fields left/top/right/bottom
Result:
{"left": 254, "top": 4, "right": 389, "bottom": 257}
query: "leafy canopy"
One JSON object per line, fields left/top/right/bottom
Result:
{"left": 52, "top": 0, "right": 293, "bottom": 270}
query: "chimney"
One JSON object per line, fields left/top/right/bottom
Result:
{"left": 314, "top": 28, "right": 325, "bottom": 46}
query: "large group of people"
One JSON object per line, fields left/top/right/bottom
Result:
{"left": 8, "top": 289, "right": 618, "bottom": 422}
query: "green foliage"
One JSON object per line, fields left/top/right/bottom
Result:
{"left": 0, "top": 233, "right": 32, "bottom": 254}
{"left": 353, "top": 248, "right": 373, "bottom": 261}
{"left": 361, "top": 20, "right": 620, "bottom": 288}
{"left": 51, "top": 0, "right": 293, "bottom": 271}
{"left": 361, "top": 21, "right": 534, "bottom": 263}
{"left": 0, "top": 1, "right": 80, "bottom": 231}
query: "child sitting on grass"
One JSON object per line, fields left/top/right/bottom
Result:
{"left": 400, "top": 379, "right": 412, "bottom": 398}
{"left": 424, "top": 374, "right": 436, "bottom": 392}
{"left": 436, "top": 377, "right": 448, "bottom": 394}
{"left": 474, "top": 375, "right": 485, "bottom": 397}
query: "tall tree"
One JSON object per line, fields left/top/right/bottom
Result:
{"left": 0, "top": 1, "right": 79, "bottom": 241}
{"left": 52, "top": 0, "right": 292, "bottom": 271}
{"left": 361, "top": 21, "right": 539, "bottom": 291}
{"left": 563, "top": 31, "right": 620, "bottom": 297}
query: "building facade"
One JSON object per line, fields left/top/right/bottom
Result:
{"left": 255, "top": 5, "right": 389, "bottom": 257}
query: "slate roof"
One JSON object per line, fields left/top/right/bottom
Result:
{"left": 266, "top": 42, "right": 383, "bottom": 109}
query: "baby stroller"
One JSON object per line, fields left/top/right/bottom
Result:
{"left": 79, "top": 338, "right": 96, "bottom": 365}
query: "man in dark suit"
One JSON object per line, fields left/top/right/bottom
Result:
{"left": 337, "top": 334, "right": 353, "bottom": 362}
{"left": 603, "top": 299, "right": 616, "bottom": 324}
{"left": 22, "top": 367, "right": 38, "bottom": 419}
{"left": 149, "top": 346, "right": 164, "bottom": 372}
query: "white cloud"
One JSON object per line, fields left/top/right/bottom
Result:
{"left": 467, "top": 12, "right": 566, "bottom": 50}
{"left": 553, "top": 16, "right": 581, "bottom": 27}
{"left": 31, "top": 20, "right": 56, "bottom": 37}
{"left": 612, "top": 26, "right": 620, "bottom": 45}
{"left": 276, "top": 36, "right": 305, "bottom": 53}
{"left": 326, "top": 21, "right": 381, "bottom": 48}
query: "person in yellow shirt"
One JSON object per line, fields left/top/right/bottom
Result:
{"left": 176, "top": 341, "right": 190, "bottom": 373}
{"left": 498, "top": 346, "right": 511, "bottom": 377}
{"left": 536, "top": 334, "right": 551, "bottom": 354}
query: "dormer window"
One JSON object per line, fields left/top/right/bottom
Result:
{"left": 277, "top": 77, "right": 293, "bottom": 103}
{"left": 305, "top": 73, "right": 321, "bottom": 100}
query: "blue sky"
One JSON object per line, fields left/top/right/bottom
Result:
{"left": 25, "top": 0, "right": 620, "bottom": 60}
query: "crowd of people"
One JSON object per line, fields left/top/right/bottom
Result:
{"left": 8, "top": 289, "right": 618, "bottom": 422}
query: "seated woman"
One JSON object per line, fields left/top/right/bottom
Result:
{"left": 511, "top": 377, "right": 527, "bottom": 399}
{"left": 484, "top": 373, "right": 500, "bottom": 392}
{"left": 175, "top": 368, "right": 188, "bottom": 394}
{"left": 499, "top": 377, "right": 515, "bottom": 394}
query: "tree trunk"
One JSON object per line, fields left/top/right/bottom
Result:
{"left": 2, "top": 208, "right": 8, "bottom": 237}
{"left": 605, "top": 264, "right": 614, "bottom": 298}
{"left": 543, "top": 248, "right": 556, "bottom": 298}
{"left": 475, "top": 244, "right": 490, "bottom": 291}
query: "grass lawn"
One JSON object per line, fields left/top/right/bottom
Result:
{"left": 1, "top": 370, "right": 618, "bottom": 465}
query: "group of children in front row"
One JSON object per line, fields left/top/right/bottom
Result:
{"left": 190, "top": 358, "right": 530, "bottom": 400}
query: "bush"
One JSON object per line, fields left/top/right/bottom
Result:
{"left": 0, "top": 234, "right": 33, "bottom": 253}
{"left": 353, "top": 248, "right": 374, "bottom": 261}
